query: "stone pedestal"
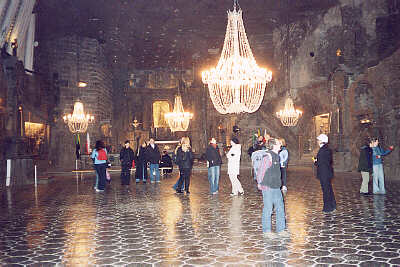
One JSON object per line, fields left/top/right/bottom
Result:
{"left": 333, "top": 151, "right": 352, "bottom": 172}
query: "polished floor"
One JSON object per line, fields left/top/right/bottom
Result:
{"left": 1, "top": 167, "right": 400, "bottom": 266}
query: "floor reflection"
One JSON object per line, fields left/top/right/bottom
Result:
{"left": 0, "top": 168, "right": 400, "bottom": 266}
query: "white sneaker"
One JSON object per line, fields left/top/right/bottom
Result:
{"left": 95, "top": 188, "right": 104, "bottom": 192}
{"left": 263, "top": 232, "right": 276, "bottom": 239}
{"left": 156, "top": 180, "right": 161, "bottom": 183}
{"left": 212, "top": 191, "right": 218, "bottom": 195}
{"left": 230, "top": 193, "right": 238, "bottom": 196}
{"left": 150, "top": 180, "right": 155, "bottom": 184}
{"left": 277, "top": 230, "right": 290, "bottom": 238}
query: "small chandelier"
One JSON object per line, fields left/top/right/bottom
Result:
{"left": 276, "top": 96, "right": 302, "bottom": 127}
{"left": 202, "top": 0, "right": 272, "bottom": 114}
{"left": 165, "top": 95, "right": 193, "bottom": 132}
{"left": 63, "top": 100, "right": 94, "bottom": 133}
{"left": 276, "top": 13, "right": 302, "bottom": 127}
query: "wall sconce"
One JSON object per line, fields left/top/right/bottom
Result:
{"left": 78, "top": 81, "right": 88, "bottom": 88}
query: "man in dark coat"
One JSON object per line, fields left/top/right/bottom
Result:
{"left": 314, "top": 134, "right": 336, "bottom": 213}
{"left": 357, "top": 138, "right": 373, "bottom": 195}
{"left": 147, "top": 138, "right": 161, "bottom": 183}
{"left": 120, "top": 140, "right": 135, "bottom": 185}
{"left": 206, "top": 138, "right": 222, "bottom": 194}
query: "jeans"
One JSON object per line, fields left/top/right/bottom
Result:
{"left": 94, "top": 168, "right": 99, "bottom": 189}
{"left": 149, "top": 164, "right": 160, "bottom": 182}
{"left": 173, "top": 169, "right": 184, "bottom": 191}
{"left": 95, "top": 163, "right": 107, "bottom": 190}
{"left": 373, "top": 164, "right": 385, "bottom": 194}
{"left": 208, "top": 166, "right": 220, "bottom": 193}
{"left": 262, "top": 189, "right": 286, "bottom": 233}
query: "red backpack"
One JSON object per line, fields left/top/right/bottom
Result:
{"left": 97, "top": 149, "right": 107, "bottom": 160}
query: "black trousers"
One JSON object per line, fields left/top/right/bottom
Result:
{"left": 280, "top": 167, "right": 287, "bottom": 187}
{"left": 135, "top": 161, "right": 148, "bottom": 181}
{"left": 177, "top": 168, "right": 191, "bottom": 192}
{"left": 121, "top": 165, "right": 131, "bottom": 185}
{"left": 319, "top": 177, "right": 336, "bottom": 212}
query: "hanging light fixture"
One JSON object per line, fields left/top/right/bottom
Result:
{"left": 202, "top": 0, "right": 272, "bottom": 114}
{"left": 276, "top": 97, "right": 302, "bottom": 126}
{"left": 165, "top": 95, "right": 193, "bottom": 132}
{"left": 63, "top": 100, "right": 94, "bottom": 133}
{"left": 276, "top": 5, "right": 302, "bottom": 127}
{"left": 63, "top": 36, "right": 94, "bottom": 133}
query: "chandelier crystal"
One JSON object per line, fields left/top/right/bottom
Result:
{"left": 63, "top": 100, "right": 94, "bottom": 133}
{"left": 276, "top": 96, "right": 302, "bottom": 127}
{"left": 165, "top": 95, "right": 193, "bottom": 132}
{"left": 202, "top": 2, "right": 272, "bottom": 114}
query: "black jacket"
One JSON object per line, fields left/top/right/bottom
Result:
{"left": 357, "top": 145, "right": 372, "bottom": 172}
{"left": 315, "top": 144, "right": 334, "bottom": 180}
{"left": 120, "top": 147, "right": 135, "bottom": 167}
{"left": 146, "top": 144, "right": 161, "bottom": 164}
{"left": 206, "top": 145, "right": 222, "bottom": 167}
{"left": 175, "top": 147, "right": 193, "bottom": 169}
{"left": 160, "top": 154, "right": 173, "bottom": 168}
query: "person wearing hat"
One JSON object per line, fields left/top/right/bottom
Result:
{"left": 206, "top": 138, "right": 222, "bottom": 194}
{"left": 314, "top": 134, "right": 336, "bottom": 213}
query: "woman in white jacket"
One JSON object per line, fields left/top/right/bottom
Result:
{"left": 227, "top": 137, "right": 244, "bottom": 196}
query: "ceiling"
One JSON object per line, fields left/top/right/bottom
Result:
{"left": 36, "top": 0, "right": 338, "bottom": 70}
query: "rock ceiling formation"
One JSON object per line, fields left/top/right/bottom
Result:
{"left": 36, "top": 0, "right": 338, "bottom": 69}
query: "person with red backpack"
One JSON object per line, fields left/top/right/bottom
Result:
{"left": 91, "top": 140, "right": 108, "bottom": 192}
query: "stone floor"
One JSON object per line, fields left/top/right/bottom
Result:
{"left": 1, "top": 167, "right": 400, "bottom": 266}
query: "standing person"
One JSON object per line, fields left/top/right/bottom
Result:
{"left": 119, "top": 140, "right": 135, "bottom": 186}
{"left": 257, "top": 138, "right": 289, "bottom": 238}
{"left": 357, "top": 138, "right": 373, "bottom": 195}
{"left": 227, "top": 137, "right": 244, "bottom": 196}
{"left": 91, "top": 140, "right": 108, "bottom": 192}
{"left": 175, "top": 137, "right": 193, "bottom": 194}
{"left": 147, "top": 138, "right": 161, "bottom": 183}
{"left": 278, "top": 138, "right": 289, "bottom": 194}
{"left": 371, "top": 138, "right": 394, "bottom": 194}
{"left": 314, "top": 134, "right": 336, "bottom": 213}
{"left": 172, "top": 137, "right": 186, "bottom": 191}
{"left": 135, "top": 142, "right": 148, "bottom": 183}
{"left": 206, "top": 138, "right": 222, "bottom": 194}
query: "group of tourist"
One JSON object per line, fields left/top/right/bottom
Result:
{"left": 89, "top": 132, "right": 394, "bottom": 239}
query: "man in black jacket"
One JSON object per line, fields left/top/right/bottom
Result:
{"left": 314, "top": 134, "right": 336, "bottom": 213}
{"left": 120, "top": 140, "right": 135, "bottom": 185}
{"left": 206, "top": 138, "right": 222, "bottom": 194}
{"left": 147, "top": 138, "right": 161, "bottom": 183}
{"left": 358, "top": 138, "right": 373, "bottom": 195}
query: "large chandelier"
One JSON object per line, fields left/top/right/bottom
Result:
{"left": 63, "top": 100, "right": 94, "bottom": 133}
{"left": 165, "top": 95, "right": 193, "bottom": 132}
{"left": 202, "top": 1, "right": 272, "bottom": 114}
{"left": 276, "top": 96, "right": 302, "bottom": 127}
